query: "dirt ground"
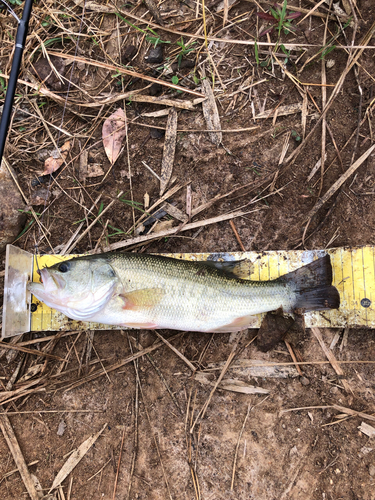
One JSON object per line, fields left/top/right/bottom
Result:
{"left": 1, "top": 0, "right": 375, "bottom": 498}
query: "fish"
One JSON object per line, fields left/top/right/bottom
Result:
{"left": 27, "top": 253, "right": 340, "bottom": 333}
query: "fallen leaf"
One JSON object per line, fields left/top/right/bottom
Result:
{"left": 43, "top": 140, "right": 71, "bottom": 175}
{"left": 57, "top": 420, "right": 67, "bottom": 437}
{"left": 206, "top": 359, "right": 299, "bottom": 379}
{"left": 195, "top": 372, "right": 269, "bottom": 394}
{"left": 87, "top": 163, "right": 105, "bottom": 178}
{"left": 358, "top": 422, "right": 375, "bottom": 438}
{"left": 160, "top": 107, "right": 177, "bottom": 195}
{"left": 150, "top": 219, "right": 175, "bottom": 234}
{"left": 102, "top": 108, "right": 127, "bottom": 164}
{"left": 255, "top": 103, "right": 302, "bottom": 120}
{"left": 30, "top": 188, "right": 50, "bottom": 206}
{"left": 201, "top": 79, "right": 222, "bottom": 146}
{"left": 78, "top": 150, "right": 88, "bottom": 182}
{"left": 18, "top": 364, "right": 44, "bottom": 383}
{"left": 49, "top": 423, "right": 107, "bottom": 492}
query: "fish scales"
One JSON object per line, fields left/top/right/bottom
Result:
{"left": 27, "top": 252, "right": 340, "bottom": 332}
{"left": 105, "top": 253, "right": 294, "bottom": 331}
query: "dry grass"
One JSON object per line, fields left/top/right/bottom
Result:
{"left": 1, "top": 0, "right": 375, "bottom": 498}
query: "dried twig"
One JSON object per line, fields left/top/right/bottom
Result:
{"left": 306, "top": 144, "right": 375, "bottom": 221}
{"left": 160, "top": 108, "right": 178, "bottom": 195}
{"left": 201, "top": 79, "right": 222, "bottom": 146}
{"left": 128, "top": 337, "right": 173, "bottom": 500}
{"left": 0, "top": 415, "right": 39, "bottom": 500}
{"left": 311, "top": 327, "right": 352, "bottom": 393}
{"left": 154, "top": 331, "right": 196, "bottom": 372}
{"left": 48, "top": 50, "right": 204, "bottom": 98}
{"left": 284, "top": 340, "right": 303, "bottom": 377}
{"left": 0, "top": 341, "right": 64, "bottom": 360}
{"left": 231, "top": 403, "right": 252, "bottom": 490}
{"left": 102, "top": 208, "right": 261, "bottom": 252}
{"left": 112, "top": 424, "right": 126, "bottom": 500}
{"left": 190, "top": 332, "right": 244, "bottom": 433}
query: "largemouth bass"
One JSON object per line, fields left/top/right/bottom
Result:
{"left": 27, "top": 253, "right": 340, "bottom": 332}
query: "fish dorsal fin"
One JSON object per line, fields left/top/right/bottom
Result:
{"left": 119, "top": 288, "right": 164, "bottom": 310}
{"left": 204, "top": 259, "right": 254, "bottom": 280}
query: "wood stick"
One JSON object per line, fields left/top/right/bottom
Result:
{"left": 284, "top": 340, "right": 303, "bottom": 377}
{"left": 231, "top": 403, "right": 252, "bottom": 490}
{"left": 0, "top": 341, "right": 64, "bottom": 361}
{"left": 48, "top": 51, "right": 204, "bottom": 98}
{"left": 0, "top": 415, "right": 39, "bottom": 500}
{"left": 311, "top": 327, "right": 352, "bottom": 393}
{"left": 104, "top": 209, "right": 258, "bottom": 252}
{"left": 154, "top": 331, "right": 196, "bottom": 372}
{"left": 306, "top": 144, "right": 375, "bottom": 221}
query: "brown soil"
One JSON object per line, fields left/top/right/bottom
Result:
{"left": 1, "top": 0, "right": 375, "bottom": 499}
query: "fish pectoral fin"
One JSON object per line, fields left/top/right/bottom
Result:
{"left": 119, "top": 288, "right": 164, "bottom": 310}
{"left": 208, "top": 314, "right": 259, "bottom": 333}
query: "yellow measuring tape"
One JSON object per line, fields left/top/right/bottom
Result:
{"left": 27, "top": 246, "right": 375, "bottom": 332}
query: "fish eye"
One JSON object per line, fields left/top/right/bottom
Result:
{"left": 58, "top": 262, "right": 70, "bottom": 273}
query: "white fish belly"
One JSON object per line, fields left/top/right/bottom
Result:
{"left": 88, "top": 279, "right": 295, "bottom": 332}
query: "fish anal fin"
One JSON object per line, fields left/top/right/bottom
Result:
{"left": 208, "top": 314, "right": 258, "bottom": 333}
{"left": 119, "top": 288, "right": 164, "bottom": 310}
{"left": 121, "top": 322, "right": 158, "bottom": 329}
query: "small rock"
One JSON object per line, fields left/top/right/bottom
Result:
{"left": 122, "top": 44, "right": 137, "bottom": 63}
{"left": 149, "top": 82, "right": 162, "bottom": 96}
{"left": 145, "top": 46, "right": 164, "bottom": 64}
{"left": 57, "top": 420, "right": 67, "bottom": 436}
{"left": 360, "top": 446, "right": 373, "bottom": 456}
{"left": 369, "top": 464, "right": 375, "bottom": 477}
{"left": 32, "top": 55, "right": 67, "bottom": 91}
{"left": 257, "top": 309, "right": 294, "bottom": 352}
{"left": 30, "top": 188, "right": 50, "bottom": 206}
{"left": 289, "top": 445, "right": 298, "bottom": 457}
{"left": 150, "top": 127, "right": 165, "bottom": 139}
{"left": 31, "top": 175, "right": 48, "bottom": 187}
{"left": 171, "top": 59, "right": 195, "bottom": 72}
{"left": 0, "top": 160, "right": 26, "bottom": 253}
{"left": 300, "top": 376, "right": 310, "bottom": 386}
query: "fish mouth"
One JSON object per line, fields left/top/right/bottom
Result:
{"left": 27, "top": 268, "right": 65, "bottom": 297}
{"left": 41, "top": 268, "right": 67, "bottom": 291}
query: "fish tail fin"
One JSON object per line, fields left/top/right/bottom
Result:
{"left": 281, "top": 255, "right": 340, "bottom": 311}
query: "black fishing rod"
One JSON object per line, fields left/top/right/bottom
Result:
{"left": 0, "top": 0, "right": 33, "bottom": 166}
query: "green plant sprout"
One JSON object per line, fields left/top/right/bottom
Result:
{"left": 256, "top": 0, "right": 301, "bottom": 37}
{"left": 107, "top": 225, "right": 126, "bottom": 238}
{"left": 0, "top": 76, "right": 6, "bottom": 96}
{"left": 115, "top": 13, "right": 170, "bottom": 47}
{"left": 175, "top": 38, "right": 197, "bottom": 68}
{"left": 291, "top": 130, "right": 301, "bottom": 141}
{"left": 254, "top": 41, "right": 260, "bottom": 65}
{"left": 119, "top": 196, "right": 146, "bottom": 213}
{"left": 41, "top": 16, "right": 51, "bottom": 28}
{"left": 254, "top": 1, "right": 300, "bottom": 67}
{"left": 192, "top": 73, "right": 200, "bottom": 85}
{"left": 146, "top": 28, "right": 171, "bottom": 48}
